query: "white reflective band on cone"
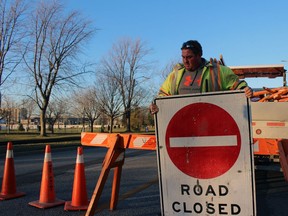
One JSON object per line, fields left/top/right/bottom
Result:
{"left": 44, "top": 153, "right": 52, "bottom": 162}
{"left": 76, "top": 154, "right": 84, "bottom": 164}
{"left": 6, "top": 150, "right": 13, "bottom": 159}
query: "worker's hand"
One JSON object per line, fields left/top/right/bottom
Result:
{"left": 149, "top": 103, "right": 159, "bottom": 115}
{"left": 244, "top": 86, "right": 253, "bottom": 98}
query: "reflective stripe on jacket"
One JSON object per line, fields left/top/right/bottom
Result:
{"left": 158, "top": 59, "right": 247, "bottom": 96}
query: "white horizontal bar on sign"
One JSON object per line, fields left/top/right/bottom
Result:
{"left": 169, "top": 135, "right": 237, "bottom": 148}
{"left": 91, "top": 134, "right": 108, "bottom": 145}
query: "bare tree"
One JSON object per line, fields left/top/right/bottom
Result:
{"left": 0, "top": 0, "right": 27, "bottom": 107}
{"left": 130, "top": 106, "right": 147, "bottom": 131}
{"left": 0, "top": 108, "right": 9, "bottom": 132}
{"left": 100, "top": 38, "right": 152, "bottom": 132}
{"left": 73, "top": 87, "right": 100, "bottom": 132}
{"left": 20, "top": 97, "right": 36, "bottom": 131}
{"left": 95, "top": 73, "right": 122, "bottom": 133}
{"left": 23, "top": 1, "right": 95, "bottom": 136}
{"left": 1, "top": 94, "right": 17, "bottom": 133}
{"left": 0, "top": 108, "right": 6, "bottom": 120}
{"left": 46, "top": 99, "right": 66, "bottom": 134}
{"left": 160, "top": 58, "right": 181, "bottom": 81}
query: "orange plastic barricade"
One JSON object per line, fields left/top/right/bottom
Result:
{"left": 81, "top": 133, "right": 110, "bottom": 147}
{"left": 128, "top": 134, "right": 157, "bottom": 150}
{"left": 81, "top": 133, "right": 156, "bottom": 216}
{"left": 85, "top": 134, "right": 125, "bottom": 216}
{"left": 81, "top": 132, "right": 156, "bottom": 150}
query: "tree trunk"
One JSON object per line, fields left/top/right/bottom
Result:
{"left": 27, "top": 118, "right": 30, "bottom": 131}
{"left": 82, "top": 117, "right": 85, "bottom": 132}
{"left": 125, "top": 110, "right": 131, "bottom": 132}
{"left": 90, "top": 120, "right": 94, "bottom": 132}
{"left": 40, "top": 110, "right": 47, "bottom": 136}
{"left": 51, "top": 124, "right": 54, "bottom": 134}
{"left": 109, "top": 117, "right": 113, "bottom": 133}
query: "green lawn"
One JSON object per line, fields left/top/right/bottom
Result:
{"left": 0, "top": 127, "right": 155, "bottom": 143}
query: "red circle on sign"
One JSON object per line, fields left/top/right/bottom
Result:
{"left": 165, "top": 102, "right": 241, "bottom": 179}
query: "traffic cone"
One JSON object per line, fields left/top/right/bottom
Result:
{"left": 29, "top": 145, "right": 65, "bottom": 208}
{"left": 64, "top": 146, "right": 89, "bottom": 211}
{"left": 0, "top": 142, "right": 25, "bottom": 200}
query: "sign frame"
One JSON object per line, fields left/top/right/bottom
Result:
{"left": 155, "top": 90, "right": 256, "bottom": 216}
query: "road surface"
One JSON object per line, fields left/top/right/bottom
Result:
{"left": 0, "top": 143, "right": 288, "bottom": 215}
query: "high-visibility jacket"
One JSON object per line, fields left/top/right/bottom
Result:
{"left": 158, "top": 59, "right": 247, "bottom": 96}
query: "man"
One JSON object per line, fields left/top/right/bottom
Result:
{"left": 150, "top": 40, "right": 253, "bottom": 114}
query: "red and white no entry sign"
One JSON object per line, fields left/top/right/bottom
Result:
{"left": 165, "top": 102, "right": 241, "bottom": 179}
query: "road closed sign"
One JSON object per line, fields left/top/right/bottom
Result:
{"left": 155, "top": 91, "right": 256, "bottom": 216}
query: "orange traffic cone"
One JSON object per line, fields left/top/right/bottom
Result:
{"left": 29, "top": 145, "right": 65, "bottom": 208}
{"left": 64, "top": 146, "right": 89, "bottom": 211}
{"left": 0, "top": 142, "right": 25, "bottom": 200}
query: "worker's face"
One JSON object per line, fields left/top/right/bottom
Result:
{"left": 181, "top": 49, "right": 202, "bottom": 71}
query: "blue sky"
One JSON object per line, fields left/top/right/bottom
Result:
{"left": 64, "top": 0, "right": 288, "bottom": 89}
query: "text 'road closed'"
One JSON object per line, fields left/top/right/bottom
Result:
{"left": 171, "top": 184, "right": 241, "bottom": 215}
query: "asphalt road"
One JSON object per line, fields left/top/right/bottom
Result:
{"left": 0, "top": 143, "right": 288, "bottom": 215}
{"left": 0, "top": 144, "right": 160, "bottom": 216}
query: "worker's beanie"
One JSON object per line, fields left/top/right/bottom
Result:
{"left": 181, "top": 40, "right": 203, "bottom": 56}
